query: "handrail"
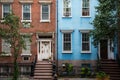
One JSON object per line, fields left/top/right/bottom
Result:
{"left": 116, "top": 54, "right": 120, "bottom": 66}
{"left": 31, "top": 55, "right": 37, "bottom": 76}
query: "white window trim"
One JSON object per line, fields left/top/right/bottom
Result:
{"left": 1, "top": 39, "right": 11, "bottom": 56}
{"left": 62, "top": 30, "right": 72, "bottom": 53}
{"left": 62, "top": 0, "right": 72, "bottom": 17}
{"left": 40, "top": 4, "right": 50, "bottom": 22}
{"left": 21, "top": 4, "right": 32, "bottom": 22}
{"left": 21, "top": 36, "right": 32, "bottom": 56}
{"left": 2, "top": 3, "right": 12, "bottom": 18}
{"left": 80, "top": 31, "right": 91, "bottom": 53}
{"left": 81, "top": 0, "right": 91, "bottom": 17}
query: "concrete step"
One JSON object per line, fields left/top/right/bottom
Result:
{"left": 34, "top": 73, "right": 52, "bottom": 76}
{"left": 34, "top": 70, "right": 52, "bottom": 73}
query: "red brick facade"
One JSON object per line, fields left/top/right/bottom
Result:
{"left": 0, "top": 0, "right": 56, "bottom": 73}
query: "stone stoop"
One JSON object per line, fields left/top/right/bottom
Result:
{"left": 34, "top": 61, "right": 53, "bottom": 80}
{"left": 100, "top": 59, "right": 120, "bottom": 80}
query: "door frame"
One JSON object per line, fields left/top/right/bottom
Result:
{"left": 98, "top": 39, "right": 114, "bottom": 60}
{"left": 37, "top": 39, "right": 52, "bottom": 61}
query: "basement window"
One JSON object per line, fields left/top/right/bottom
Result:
{"left": 22, "top": 56, "right": 30, "bottom": 61}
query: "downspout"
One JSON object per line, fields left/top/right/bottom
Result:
{"left": 56, "top": 0, "right": 59, "bottom": 75}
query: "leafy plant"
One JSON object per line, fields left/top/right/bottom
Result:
{"left": 96, "top": 71, "right": 109, "bottom": 79}
{"left": 80, "top": 67, "right": 91, "bottom": 78}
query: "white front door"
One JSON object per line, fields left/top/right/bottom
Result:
{"left": 38, "top": 39, "right": 52, "bottom": 61}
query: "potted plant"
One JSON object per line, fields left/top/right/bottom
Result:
{"left": 96, "top": 71, "right": 110, "bottom": 80}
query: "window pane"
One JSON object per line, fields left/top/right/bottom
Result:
{"left": 3, "top": 4, "right": 10, "bottom": 17}
{"left": 42, "top": 4, "right": 49, "bottom": 20}
{"left": 63, "top": 33, "right": 71, "bottom": 51}
{"left": 82, "top": 33, "right": 90, "bottom": 51}
{"left": 22, "top": 37, "right": 31, "bottom": 54}
{"left": 2, "top": 39, "right": 11, "bottom": 53}
{"left": 23, "top": 4, "right": 30, "bottom": 20}
{"left": 23, "top": 13, "right": 30, "bottom": 20}
{"left": 63, "top": 0, "right": 71, "bottom": 16}
{"left": 82, "top": 0, "right": 89, "bottom": 16}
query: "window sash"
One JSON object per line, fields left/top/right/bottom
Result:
{"left": 22, "top": 4, "right": 31, "bottom": 20}
{"left": 63, "top": 0, "right": 71, "bottom": 16}
{"left": 63, "top": 33, "right": 71, "bottom": 51}
{"left": 22, "top": 38, "right": 31, "bottom": 54}
{"left": 41, "top": 4, "right": 50, "bottom": 20}
{"left": 2, "top": 4, "right": 11, "bottom": 18}
{"left": 2, "top": 39, "right": 11, "bottom": 53}
{"left": 82, "top": 0, "right": 90, "bottom": 16}
{"left": 82, "top": 33, "right": 90, "bottom": 51}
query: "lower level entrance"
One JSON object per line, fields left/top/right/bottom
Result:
{"left": 100, "top": 40, "right": 108, "bottom": 59}
{"left": 38, "top": 39, "right": 52, "bottom": 61}
{"left": 99, "top": 39, "right": 115, "bottom": 60}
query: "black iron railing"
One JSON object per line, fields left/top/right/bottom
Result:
{"left": 31, "top": 55, "right": 37, "bottom": 76}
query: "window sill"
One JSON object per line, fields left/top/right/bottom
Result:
{"left": 62, "top": 16, "right": 72, "bottom": 18}
{"left": 40, "top": 20, "right": 50, "bottom": 23}
{"left": 21, "top": 20, "right": 32, "bottom": 22}
{"left": 21, "top": 53, "right": 32, "bottom": 56}
{"left": 62, "top": 51, "right": 72, "bottom": 53}
{"left": 0, "top": 53, "right": 12, "bottom": 56}
{"left": 0, "top": 20, "right": 5, "bottom": 23}
{"left": 81, "top": 16, "right": 91, "bottom": 18}
{"left": 81, "top": 51, "right": 91, "bottom": 53}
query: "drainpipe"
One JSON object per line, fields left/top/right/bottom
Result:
{"left": 56, "top": 0, "right": 59, "bottom": 76}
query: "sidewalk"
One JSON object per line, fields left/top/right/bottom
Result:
{"left": 58, "top": 78, "right": 95, "bottom": 80}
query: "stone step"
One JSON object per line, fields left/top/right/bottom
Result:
{"left": 35, "top": 67, "right": 52, "bottom": 70}
{"left": 35, "top": 65, "right": 52, "bottom": 68}
{"left": 34, "top": 76, "right": 53, "bottom": 79}
{"left": 34, "top": 73, "right": 52, "bottom": 76}
{"left": 34, "top": 70, "right": 52, "bottom": 73}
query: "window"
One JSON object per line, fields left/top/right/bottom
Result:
{"left": 1, "top": 67, "right": 11, "bottom": 73}
{"left": 41, "top": 4, "right": 50, "bottom": 22}
{"left": 63, "top": 0, "right": 71, "bottom": 17}
{"left": 63, "top": 33, "right": 71, "bottom": 52}
{"left": 22, "top": 56, "right": 30, "bottom": 61}
{"left": 82, "top": 0, "right": 90, "bottom": 16}
{"left": 81, "top": 33, "right": 90, "bottom": 52}
{"left": 1, "top": 39, "right": 11, "bottom": 55}
{"left": 22, "top": 37, "right": 31, "bottom": 55}
{"left": 22, "top": 4, "right": 31, "bottom": 21}
{"left": 2, "top": 4, "right": 11, "bottom": 18}
{"left": 21, "top": 66, "right": 31, "bottom": 73}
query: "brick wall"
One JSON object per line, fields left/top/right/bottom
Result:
{"left": 0, "top": 0, "right": 56, "bottom": 63}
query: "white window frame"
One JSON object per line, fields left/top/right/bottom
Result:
{"left": 40, "top": 4, "right": 50, "bottom": 22}
{"left": 21, "top": 66, "right": 31, "bottom": 73}
{"left": 2, "top": 4, "right": 11, "bottom": 18}
{"left": 62, "top": 0, "right": 72, "bottom": 17}
{"left": 21, "top": 4, "right": 32, "bottom": 22}
{"left": 81, "top": 32, "right": 91, "bottom": 53}
{"left": 62, "top": 32, "right": 72, "bottom": 53}
{"left": 1, "top": 39, "right": 11, "bottom": 56}
{"left": 81, "top": 0, "right": 90, "bottom": 17}
{"left": 1, "top": 67, "right": 11, "bottom": 73}
{"left": 21, "top": 37, "right": 31, "bottom": 56}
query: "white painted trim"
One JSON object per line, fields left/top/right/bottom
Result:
{"left": 60, "top": 30, "right": 74, "bottom": 33}
{"left": 22, "top": 4, "right": 31, "bottom": 21}
{"left": 39, "top": 1, "right": 52, "bottom": 4}
{"left": 40, "top": 4, "right": 50, "bottom": 22}
{"left": 62, "top": 33, "right": 72, "bottom": 53}
{"left": 81, "top": 0, "right": 91, "bottom": 17}
{"left": 21, "top": 53, "right": 32, "bottom": 56}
